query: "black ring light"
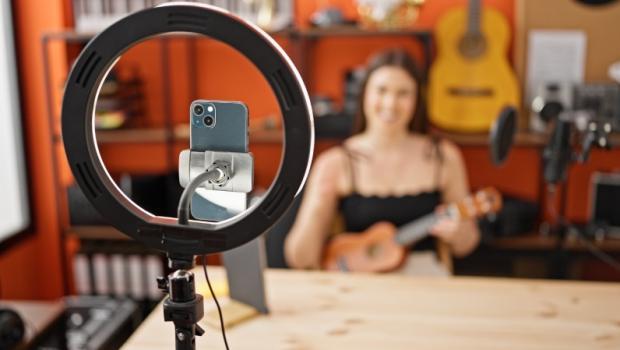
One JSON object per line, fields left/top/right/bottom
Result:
{"left": 62, "top": 3, "right": 314, "bottom": 256}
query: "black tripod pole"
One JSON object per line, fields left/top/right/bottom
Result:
{"left": 158, "top": 255, "right": 205, "bottom": 350}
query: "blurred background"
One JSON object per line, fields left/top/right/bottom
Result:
{"left": 1, "top": 0, "right": 620, "bottom": 348}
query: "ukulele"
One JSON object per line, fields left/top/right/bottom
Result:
{"left": 428, "top": 0, "right": 519, "bottom": 132}
{"left": 322, "top": 187, "right": 502, "bottom": 272}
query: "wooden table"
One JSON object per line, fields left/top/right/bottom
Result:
{"left": 122, "top": 268, "right": 620, "bottom": 350}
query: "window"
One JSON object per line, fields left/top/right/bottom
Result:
{"left": 0, "top": 1, "right": 30, "bottom": 244}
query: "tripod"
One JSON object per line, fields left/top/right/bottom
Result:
{"left": 157, "top": 254, "right": 205, "bottom": 350}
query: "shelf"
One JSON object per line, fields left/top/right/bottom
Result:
{"left": 93, "top": 125, "right": 582, "bottom": 147}
{"left": 173, "top": 124, "right": 284, "bottom": 144}
{"left": 487, "top": 234, "right": 557, "bottom": 250}
{"left": 94, "top": 125, "right": 286, "bottom": 144}
{"left": 66, "top": 225, "right": 130, "bottom": 240}
{"left": 487, "top": 233, "right": 620, "bottom": 253}
{"left": 96, "top": 128, "right": 168, "bottom": 143}
{"left": 290, "top": 26, "right": 431, "bottom": 39}
{"left": 42, "top": 25, "right": 431, "bottom": 43}
{"left": 42, "top": 30, "right": 97, "bottom": 43}
{"left": 432, "top": 130, "right": 548, "bottom": 147}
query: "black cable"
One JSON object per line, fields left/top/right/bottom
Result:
{"left": 567, "top": 224, "right": 620, "bottom": 273}
{"left": 203, "top": 255, "right": 230, "bottom": 350}
{"left": 546, "top": 186, "right": 620, "bottom": 274}
{"left": 176, "top": 169, "right": 230, "bottom": 349}
{"left": 576, "top": 235, "right": 620, "bottom": 273}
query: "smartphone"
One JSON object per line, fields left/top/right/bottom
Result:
{"left": 190, "top": 100, "right": 249, "bottom": 153}
{"left": 189, "top": 100, "right": 249, "bottom": 221}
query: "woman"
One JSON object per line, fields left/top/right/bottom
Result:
{"left": 284, "top": 49, "right": 480, "bottom": 272}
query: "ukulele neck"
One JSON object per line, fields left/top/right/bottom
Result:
{"left": 394, "top": 206, "right": 457, "bottom": 247}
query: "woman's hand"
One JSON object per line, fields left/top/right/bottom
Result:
{"left": 429, "top": 214, "right": 460, "bottom": 245}
{"left": 428, "top": 205, "right": 480, "bottom": 257}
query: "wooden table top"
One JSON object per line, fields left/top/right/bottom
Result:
{"left": 122, "top": 268, "right": 620, "bottom": 350}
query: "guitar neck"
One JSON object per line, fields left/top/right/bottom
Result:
{"left": 467, "top": 0, "right": 481, "bottom": 36}
{"left": 393, "top": 212, "right": 443, "bottom": 247}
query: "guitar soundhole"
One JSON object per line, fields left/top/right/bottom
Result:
{"left": 459, "top": 34, "right": 487, "bottom": 59}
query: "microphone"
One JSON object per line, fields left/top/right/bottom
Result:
{"left": 579, "top": 120, "right": 613, "bottom": 163}
{"left": 543, "top": 118, "right": 573, "bottom": 184}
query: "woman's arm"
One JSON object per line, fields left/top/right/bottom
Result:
{"left": 430, "top": 140, "right": 480, "bottom": 257}
{"left": 284, "top": 148, "right": 346, "bottom": 269}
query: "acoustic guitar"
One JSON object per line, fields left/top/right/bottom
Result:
{"left": 428, "top": 0, "right": 519, "bottom": 132}
{"left": 322, "top": 187, "right": 502, "bottom": 272}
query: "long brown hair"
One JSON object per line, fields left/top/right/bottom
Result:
{"left": 353, "top": 49, "right": 427, "bottom": 134}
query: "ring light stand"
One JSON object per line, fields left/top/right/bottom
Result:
{"left": 61, "top": 3, "right": 314, "bottom": 349}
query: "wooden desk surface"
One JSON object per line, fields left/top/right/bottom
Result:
{"left": 122, "top": 268, "right": 620, "bottom": 350}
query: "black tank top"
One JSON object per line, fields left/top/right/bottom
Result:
{"left": 339, "top": 140, "right": 443, "bottom": 251}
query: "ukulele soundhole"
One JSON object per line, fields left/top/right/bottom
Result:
{"left": 366, "top": 244, "right": 381, "bottom": 257}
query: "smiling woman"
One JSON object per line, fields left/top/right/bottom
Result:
{"left": 285, "top": 49, "right": 480, "bottom": 273}
{"left": 0, "top": 0, "right": 30, "bottom": 246}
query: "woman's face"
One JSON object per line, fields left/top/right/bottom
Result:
{"left": 363, "top": 65, "right": 417, "bottom": 132}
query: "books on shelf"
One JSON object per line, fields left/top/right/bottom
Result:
{"left": 72, "top": 0, "right": 293, "bottom": 33}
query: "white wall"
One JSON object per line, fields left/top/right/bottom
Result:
{"left": 0, "top": 0, "right": 30, "bottom": 243}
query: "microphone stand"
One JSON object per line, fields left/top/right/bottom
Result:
{"left": 542, "top": 117, "right": 612, "bottom": 278}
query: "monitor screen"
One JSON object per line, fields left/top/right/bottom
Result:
{"left": 593, "top": 181, "right": 620, "bottom": 228}
{"left": 0, "top": 1, "right": 30, "bottom": 244}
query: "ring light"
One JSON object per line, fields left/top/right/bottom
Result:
{"left": 61, "top": 2, "right": 314, "bottom": 256}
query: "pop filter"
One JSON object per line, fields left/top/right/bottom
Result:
{"left": 489, "top": 106, "right": 517, "bottom": 165}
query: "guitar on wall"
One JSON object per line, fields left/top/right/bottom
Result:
{"left": 428, "top": 0, "right": 519, "bottom": 132}
{"left": 322, "top": 187, "right": 502, "bottom": 273}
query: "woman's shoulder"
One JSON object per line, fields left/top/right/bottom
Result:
{"left": 314, "top": 144, "right": 350, "bottom": 167}
{"left": 414, "top": 134, "right": 462, "bottom": 162}
{"left": 309, "top": 142, "right": 359, "bottom": 195}
{"left": 436, "top": 137, "right": 462, "bottom": 162}
{"left": 310, "top": 145, "right": 350, "bottom": 182}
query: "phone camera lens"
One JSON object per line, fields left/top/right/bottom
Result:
{"left": 204, "top": 116, "right": 214, "bottom": 127}
{"left": 193, "top": 104, "right": 204, "bottom": 116}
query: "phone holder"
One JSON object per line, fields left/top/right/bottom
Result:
{"left": 179, "top": 150, "right": 253, "bottom": 193}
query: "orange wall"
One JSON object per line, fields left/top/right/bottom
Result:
{"left": 105, "top": 0, "right": 516, "bottom": 137}
{"left": 10, "top": 0, "right": 598, "bottom": 299}
{"left": 0, "top": 0, "right": 68, "bottom": 299}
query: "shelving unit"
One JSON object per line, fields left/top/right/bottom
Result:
{"left": 40, "top": 23, "right": 436, "bottom": 194}
{"left": 489, "top": 233, "right": 620, "bottom": 253}
{"left": 41, "top": 15, "right": 620, "bottom": 282}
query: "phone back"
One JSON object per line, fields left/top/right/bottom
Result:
{"left": 189, "top": 100, "right": 249, "bottom": 221}
{"left": 190, "top": 100, "right": 248, "bottom": 153}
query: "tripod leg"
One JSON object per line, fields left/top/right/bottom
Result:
{"left": 161, "top": 268, "right": 205, "bottom": 350}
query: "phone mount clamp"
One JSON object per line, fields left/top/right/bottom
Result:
{"left": 157, "top": 255, "right": 205, "bottom": 350}
{"left": 61, "top": 3, "right": 314, "bottom": 349}
{"left": 178, "top": 150, "right": 253, "bottom": 193}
